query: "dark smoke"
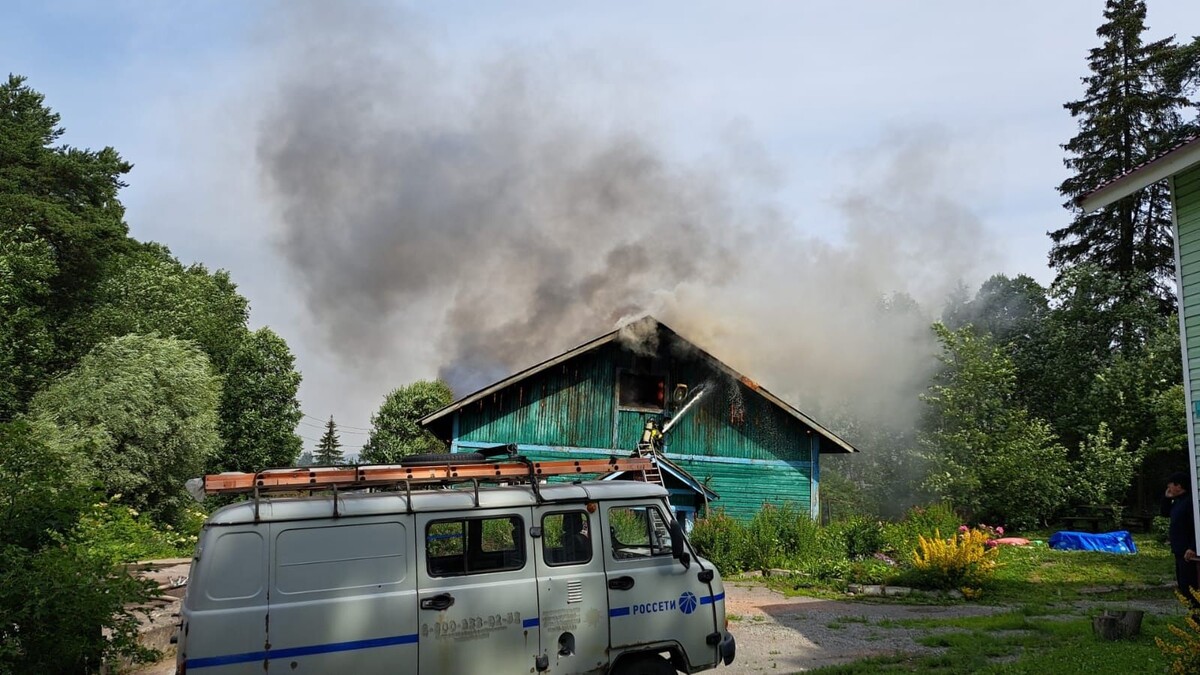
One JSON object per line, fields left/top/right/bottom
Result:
{"left": 256, "top": 2, "right": 995, "bottom": 425}
{"left": 257, "top": 3, "right": 761, "bottom": 394}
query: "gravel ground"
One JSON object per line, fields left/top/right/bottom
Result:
{"left": 718, "top": 581, "right": 1182, "bottom": 674}
{"left": 719, "top": 582, "right": 1009, "bottom": 673}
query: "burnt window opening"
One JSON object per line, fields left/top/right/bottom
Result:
{"left": 619, "top": 372, "right": 665, "bottom": 411}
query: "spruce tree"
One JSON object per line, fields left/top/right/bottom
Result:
{"left": 1051, "top": 0, "right": 1188, "bottom": 309}
{"left": 314, "top": 416, "right": 343, "bottom": 465}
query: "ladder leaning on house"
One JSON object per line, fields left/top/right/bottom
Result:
{"left": 635, "top": 442, "right": 665, "bottom": 487}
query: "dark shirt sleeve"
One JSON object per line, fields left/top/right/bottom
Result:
{"left": 1164, "top": 495, "right": 1176, "bottom": 518}
{"left": 1168, "top": 496, "right": 1198, "bottom": 556}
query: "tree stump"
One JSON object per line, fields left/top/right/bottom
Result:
{"left": 1092, "top": 610, "right": 1144, "bottom": 640}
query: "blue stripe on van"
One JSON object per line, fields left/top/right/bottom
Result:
{"left": 522, "top": 617, "right": 539, "bottom": 628}
{"left": 186, "top": 633, "right": 419, "bottom": 669}
{"left": 609, "top": 606, "right": 630, "bottom": 617}
{"left": 700, "top": 592, "right": 725, "bottom": 605}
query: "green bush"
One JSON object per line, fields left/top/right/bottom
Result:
{"left": 847, "top": 556, "right": 898, "bottom": 585}
{"left": 884, "top": 502, "right": 961, "bottom": 559}
{"left": 902, "top": 528, "right": 999, "bottom": 595}
{"left": 72, "top": 496, "right": 204, "bottom": 564}
{"left": 0, "top": 541, "right": 156, "bottom": 672}
{"left": 835, "top": 515, "right": 886, "bottom": 559}
{"left": 744, "top": 503, "right": 786, "bottom": 571}
{"left": 0, "top": 421, "right": 156, "bottom": 672}
{"left": 690, "top": 509, "right": 746, "bottom": 575}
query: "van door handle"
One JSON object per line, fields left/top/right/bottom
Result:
{"left": 421, "top": 593, "right": 455, "bottom": 610}
{"left": 608, "top": 576, "right": 635, "bottom": 591}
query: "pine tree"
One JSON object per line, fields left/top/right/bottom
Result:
{"left": 1051, "top": 0, "right": 1189, "bottom": 308}
{"left": 314, "top": 416, "right": 343, "bottom": 465}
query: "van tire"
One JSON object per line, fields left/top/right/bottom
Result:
{"left": 614, "top": 654, "right": 676, "bottom": 675}
{"left": 399, "top": 452, "right": 487, "bottom": 466}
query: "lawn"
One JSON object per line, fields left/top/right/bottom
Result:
{"left": 797, "top": 534, "right": 1197, "bottom": 673}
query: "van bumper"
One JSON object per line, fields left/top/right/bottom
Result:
{"left": 719, "top": 630, "right": 736, "bottom": 665}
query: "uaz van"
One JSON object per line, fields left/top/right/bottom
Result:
{"left": 176, "top": 459, "right": 736, "bottom": 675}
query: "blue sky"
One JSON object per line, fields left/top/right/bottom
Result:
{"left": 7, "top": 1, "right": 1200, "bottom": 452}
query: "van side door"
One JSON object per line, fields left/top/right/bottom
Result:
{"left": 265, "top": 518, "right": 417, "bottom": 673}
{"left": 415, "top": 509, "right": 540, "bottom": 674}
{"left": 532, "top": 506, "right": 609, "bottom": 673}
{"left": 602, "top": 502, "right": 720, "bottom": 668}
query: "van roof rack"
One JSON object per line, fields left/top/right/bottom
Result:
{"left": 201, "top": 454, "right": 655, "bottom": 496}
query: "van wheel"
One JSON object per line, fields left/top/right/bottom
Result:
{"left": 615, "top": 654, "right": 676, "bottom": 675}
{"left": 399, "top": 452, "right": 486, "bottom": 466}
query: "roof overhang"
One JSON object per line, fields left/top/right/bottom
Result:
{"left": 602, "top": 456, "right": 720, "bottom": 501}
{"left": 1080, "top": 136, "right": 1200, "bottom": 213}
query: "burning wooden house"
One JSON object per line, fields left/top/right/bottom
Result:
{"left": 421, "top": 316, "right": 857, "bottom": 526}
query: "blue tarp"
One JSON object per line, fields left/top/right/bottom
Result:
{"left": 1048, "top": 530, "right": 1137, "bottom": 554}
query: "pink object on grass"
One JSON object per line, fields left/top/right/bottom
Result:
{"left": 986, "top": 537, "right": 1030, "bottom": 548}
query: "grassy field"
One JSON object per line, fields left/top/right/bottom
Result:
{"left": 797, "top": 534, "right": 1196, "bottom": 673}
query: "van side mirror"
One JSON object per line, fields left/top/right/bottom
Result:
{"left": 669, "top": 518, "right": 690, "bottom": 569}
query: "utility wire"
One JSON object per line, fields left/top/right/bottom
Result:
{"left": 298, "top": 420, "right": 370, "bottom": 435}
{"left": 303, "top": 413, "right": 372, "bottom": 432}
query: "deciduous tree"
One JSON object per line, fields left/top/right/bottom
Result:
{"left": 28, "top": 334, "right": 221, "bottom": 524}
{"left": 213, "top": 328, "right": 303, "bottom": 472}
{"left": 921, "top": 323, "right": 1070, "bottom": 529}
{"left": 0, "top": 226, "right": 55, "bottom": 420}
{"left": 75, "top": 246, "right": 250, "bottom": 372}
{"left": 360, "top": 380, "right": 453, "bottom": 463}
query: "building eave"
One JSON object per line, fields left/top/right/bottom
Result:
{"left": 602, "top": 457, "right": 720, "bottom": 501}
{"left": 1080, "top": 136, "right": 1200, "bottom": 213}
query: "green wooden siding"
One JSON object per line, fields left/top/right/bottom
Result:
{"left": 449, "top": 337, "right": 824, "bottom": 520}
{"left": 670, "top": 457, "right": 812, "bottom": 521}
{"left": 456, "top": 348, "right": 616, "bottom": 449}
{"left": 1179, "top": 165, "right": 1200, "bottom": 483}
{"left": 514, "top": 447, "right": 812, "bottom": 522}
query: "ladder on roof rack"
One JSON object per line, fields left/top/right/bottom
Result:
{"left": 201, "top": 456, "right": 656, "bottom": 495}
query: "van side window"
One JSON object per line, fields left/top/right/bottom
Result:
{"left": 608, "top": 506, "right": 671, "bottom": 559}
{"left": 542, "top": 511, "right": 592, "bottom": 566}
{"left": 426, "top": 515, "right": 525, "bottom": 577}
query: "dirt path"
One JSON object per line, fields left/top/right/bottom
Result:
{"left": 719, "top": 581, "right": 1180, "bottom": 674}
{"left": 720, "top": 582, "right": 1011, "bottom": 673}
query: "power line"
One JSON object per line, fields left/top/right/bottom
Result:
{"left": 298, "top": 420, "right": 370, "bottom": 435}
{"left": 303, "top": 413, "right": 372, "bottom": 432}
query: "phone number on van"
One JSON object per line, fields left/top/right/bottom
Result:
{"left": 421, "top": 612, "right": 523, "bottom": 640}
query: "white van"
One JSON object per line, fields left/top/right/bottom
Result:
{"left": 176, "top": 479, "right": 735, "bottom": 674}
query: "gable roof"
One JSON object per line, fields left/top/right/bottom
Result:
{"left": 1080, "top": 135, "right": 1200, "bottom": 213}
{"left": 420, "top": 316, "right": 858, "bottom": 453}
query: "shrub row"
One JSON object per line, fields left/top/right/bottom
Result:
{"left": 690, "top": 502, "right": 998, "bottom": 593}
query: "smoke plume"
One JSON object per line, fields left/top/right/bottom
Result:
{"left": 256, "top": 2, "right": 995, "bottom": 428}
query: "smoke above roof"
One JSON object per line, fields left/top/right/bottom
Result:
{"left": 255, "top": 1, "right": 995, "bottom": 428}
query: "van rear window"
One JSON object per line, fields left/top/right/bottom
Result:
{"left": 204, "top": 531, "right": 264, "bottom": 601}
{"left": 426, "top": 515, "right": 525, "bottom": 577}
